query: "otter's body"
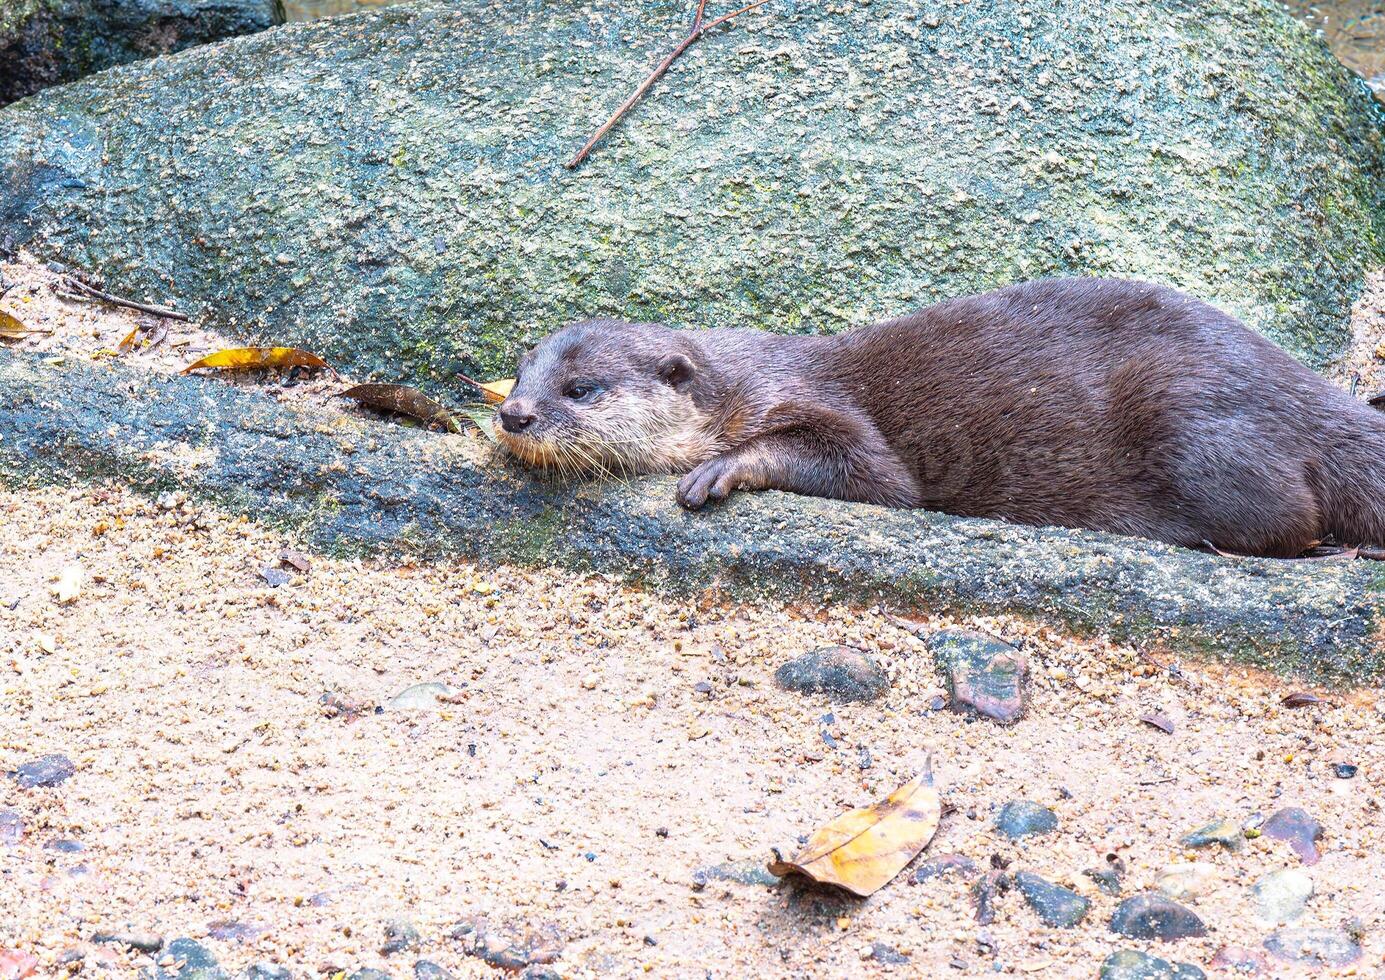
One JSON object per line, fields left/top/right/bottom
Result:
{"left": 496, "top": 278, "right": 1385, "bottom": 557}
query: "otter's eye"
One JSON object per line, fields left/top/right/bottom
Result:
{"left": 563, "top": 382, "right": 601, "bottom": 402}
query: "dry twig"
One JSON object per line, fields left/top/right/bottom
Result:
{"left": 61, "top": 275, "right": 190, "bottom": 321}
{"left": 565, "top": 0, "right": 769, "bottom": 169}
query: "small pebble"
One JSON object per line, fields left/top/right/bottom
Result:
{"left": 1109, "top": 893, "right": 1207, "bottom": 940}
{"left": 0, "top": 812, "right": 24, "bottom": 846}
{"left": 381, "top": 919, "right": 421, "bottom": 955}
{"left": 1261, "top": 807, "right": 1323, "bottom": 865}
{"left": 1252, "top": 869, "right": 1313, "bottom": 924}
{"left": 994, "top": 800, "right": 1057, "bottom": 838}
{"left": 11, "top": 754, "right": 75, "bottom": 789}
{"left": 1263, "top": 927, "right": 1362, "bottom": 967}
{"left": 1099, "top": 949, "right": 1206, "bottom": 979}
{"left": 1014, "top": 871, "right": 1089, "bottom": 927}
{"left": 1154, "top": 862, "right": 1218, "bottom": 901}
{"left": 1179, "top": 818, "right": 1241, "bottom": 851}
{"left": 930, "top": 630, "right": 1029, "bottom": 724}
{"left": 913, "top": 854, "right": 980, "bottom": 883}
{"left": 773, "top": 646, "right": 889, "bottom": 703}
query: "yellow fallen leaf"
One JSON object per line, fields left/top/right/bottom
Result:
{"left": 479, "top": 378, "right": 515, "bottom": 405}
{"left": 54, "top": 564, "right": 84, "bottom": 605}
{"left": 0, "top": 309, "right": 32, "bottom": 339}
{"left": 767, "top": 757, "right": 941, "bottom": 897}
{"left": 182, "top": 347, "right": 330, "bottom": 373}
{"left": 116, "top": 326, "right": 140, "bottom": 353}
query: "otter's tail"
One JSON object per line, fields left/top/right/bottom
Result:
{"left": 1316, "top": 403, "right": 1385, "bottom": 547}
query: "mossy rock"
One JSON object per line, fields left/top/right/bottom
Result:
{"left": 0, "top": 0, "right": 277, "bottom": 106}
{"left": 0, "top": 0, "right": 1382, "bottom": 391}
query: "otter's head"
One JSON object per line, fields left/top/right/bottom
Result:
{"left": 494, "top": 319, "right": 719, "bottom": 475}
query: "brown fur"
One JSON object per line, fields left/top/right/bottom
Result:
{"left": 494, "top": 278, "right": 1385, "bottom": 557}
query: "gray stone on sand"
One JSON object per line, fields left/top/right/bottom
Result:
{"left": 1084, "top": 867, "right": 1123, "bottom": 897}
{"left": 1253, "top": 869, "right": 1314, "bottom": 925}
{"left": 912, "top": 854, "right": 981, "bottom": 884}
{"left": 774, "top": 647, "right": 889, "bottom": 704}
{"left": 413, "top": 962, "right": 454, "bottom": 980}
{"left": 1264, "top": 927, "right": 1362, "bottom": 968}
{"left": 1261, "top": 807, "right": 1324, "bottom": 865}
{"left": 11, "top": 753, "right": 74, "bottom": 788}
{"left": 1014, "top": 871, "right": 1090, "bottom": 928}
{"left": 0, "top": 0, "right": 1381, "bottom": 389}
{"left": 1109, "top": 893, "right": 1208, "bottom": 941}
{"left": 382, "top": 919, "right": 421, "bottom": 955}
{"left": 1180, "top": 818, "right": 1243, "bottom": 851}
{"left": 994, "top": 801, "right": 1058, "bottom": 839}
{"left": 870, "top": 943, "right": 909, "bottom": 965}
{"left": 692, "top": 861, "right": 781, "bottom": 888}
{"left": 241, "top": 966, "right": 293, "bottom": 980}
{"left": 1155, "top": 863, "right": 1219, "bottom": 901}
{"left": 95, "top": 930, "right": 163, "bottom": 953}
{"left": 143, "top": 939, "right": 224, "bottom": 980}
{"left": 930, "top": 630, "right": 1028, "bottom": 724}
{"left": 1099, "top": 950, "right": 1207, "bottom": 980}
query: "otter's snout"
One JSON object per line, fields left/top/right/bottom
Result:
{"left": 499, "top": 398, "right": 537, "bottom": 434}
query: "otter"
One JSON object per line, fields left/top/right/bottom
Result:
{"left": 493, "top": 277, "right": 1385, "bottom": 558}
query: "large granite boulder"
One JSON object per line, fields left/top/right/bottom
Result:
{"left": 0, "top": 0, "right": 1381, "bottom": 390}
{"left": 0, "top": 0, "right": 278, "bottom": 106}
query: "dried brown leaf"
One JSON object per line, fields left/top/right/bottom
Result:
{"left": 1138, "top": 712, "right": 1175, "bottom": 734}
{"left": 340, "top": 383, "right": 458, "bottom": 432}
{"left": 767, "top": 758, "right": 941, "bottom": 897}
{"left": 1281, "top": 691, "right": 1324, "bottom": 708}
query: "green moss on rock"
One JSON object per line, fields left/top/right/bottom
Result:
{"left": 0, "top": 0, "right": 1381, "bottom": 391}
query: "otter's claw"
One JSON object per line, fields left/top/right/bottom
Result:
{"left": 677, "top": 457, "right": 741, "bottom": 510}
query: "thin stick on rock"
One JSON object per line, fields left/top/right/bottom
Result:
{"left": 565, "top": 0, "right": 770, "bottom": 170}
{"left": 61, "top": 276, "right": 191, "bottom": 321}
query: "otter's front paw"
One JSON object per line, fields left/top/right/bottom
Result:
{"left": 677, "top": 457, "right": 743, "bottom": 510}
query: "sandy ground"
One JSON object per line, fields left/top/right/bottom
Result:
{"left": 2, "top": 258, "right": 1385, "bottom": 978}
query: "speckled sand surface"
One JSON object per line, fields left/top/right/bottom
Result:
{"left": 1, "top": 261, "right": 1385, "bottom": 977}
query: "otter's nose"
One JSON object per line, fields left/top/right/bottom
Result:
{"left": 499, "top": 401, "right": 537, "bottom": 434}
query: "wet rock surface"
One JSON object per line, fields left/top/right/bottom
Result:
{"left": 1109, "top": 893, "right": 1208, "bottom": 940}
{"left": 3, "top": 353, "right": 1382, "bottom": 684}
{"left": 774, "top": 646, "right": 889, "bottom": 703}
{"left": 930, "top": 630, "right": 1028, "bottom": 724}
{"left": 1, "top": 0, "right": 1381, "bottom": 388}
{"left": 0, "top": 0, "right": 277, "bottom": 106}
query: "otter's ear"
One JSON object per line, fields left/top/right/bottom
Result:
{"left": 656, "top": 353, "right": 695, "bottom": 390}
